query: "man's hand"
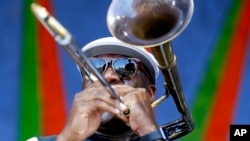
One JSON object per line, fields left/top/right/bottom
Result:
{"left": 56, "top": 82, "right": 125, "bottom": 141}
{"left": 56, "top": 84, "right": 158, "bottom": 141}
{"left": 114, "top": 85, "right": 158, "bottom": 136}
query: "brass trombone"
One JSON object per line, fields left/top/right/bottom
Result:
{"left": 31, "top": 0, "right": 195, "bottom": 139}
{"left": 107, "top": 0, "right": 195, "bottom": 139}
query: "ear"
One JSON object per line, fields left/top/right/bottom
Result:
{"left": 147, "top": 84, "right": 156, "bottom": 102}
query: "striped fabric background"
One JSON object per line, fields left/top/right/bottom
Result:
{"left": 0, "top": 0, "right": 249, "bottom": 141}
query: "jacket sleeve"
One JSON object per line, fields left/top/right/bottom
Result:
{"left": 37, "top": 136, "right": 57, "bottom": 141}
{"left": 26, "top": 135, "right": 57, "bottom": 141}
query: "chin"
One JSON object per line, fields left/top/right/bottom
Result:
{"left": 97, "top": 112, "right": 132, "bottom": 136}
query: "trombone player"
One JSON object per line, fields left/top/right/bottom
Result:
{"left": 29, "top": 0, "right": 195, "bottom": 140}
{"left": 29, "top": 37, "right": 167, "bottom": 141}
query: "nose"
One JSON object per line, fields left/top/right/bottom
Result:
{"left": 103, "top": 66, "right": 121, "bottom": 84}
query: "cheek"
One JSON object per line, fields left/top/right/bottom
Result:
{"left": 135, "top": 78, "right": 147, "bottom": 87}
{"left": 123, "top": 77, "right": 145, "bottom": 88}
{"left": 123, "top": 80, "right": 135, "bottom": 86}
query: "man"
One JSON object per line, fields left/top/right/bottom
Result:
{"left": 29, "top": 37, "right": 167, "bottom": 141}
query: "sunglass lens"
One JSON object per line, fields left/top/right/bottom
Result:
{"left": 90, "top": 59, "right": 106, "bottom": 73}
{"left": 113, "top": 59, "right": 136, "bottom": 78}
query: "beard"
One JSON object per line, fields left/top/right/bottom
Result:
{"left": 97, "top": 112, "right": 132, "bottom": 136}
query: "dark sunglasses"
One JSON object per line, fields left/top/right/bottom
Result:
{"left": 89, "top": 58, "right": 140, "bottom": 78}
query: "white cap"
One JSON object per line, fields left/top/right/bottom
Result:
{"left": 81, "top": 37, "right": 159, "bottom": 83}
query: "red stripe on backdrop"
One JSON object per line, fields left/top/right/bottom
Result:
{"left": 204, "top": 1, "right": 250, "bottom": 141}
{"left": 36, "top": 0, "right": 66, "bottom": 135}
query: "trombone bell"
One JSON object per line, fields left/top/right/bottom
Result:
{"left": 107, "top": 0, "right": 194, "bottom": 47}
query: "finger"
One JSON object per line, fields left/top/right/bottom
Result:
{"left": 112, "top": 85, "right": 134, "bottom": 97}
{"left": 123, "top": 88, "right": 150, "bottom": 103}
{"left": 75, "top": 88, "right": 115, "bottom": 104}
{"left": 90, "top": 99, "right": 121, "bottom": 115}
{"left": 83, "top": 80, "right": 103, "bottom": 88}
